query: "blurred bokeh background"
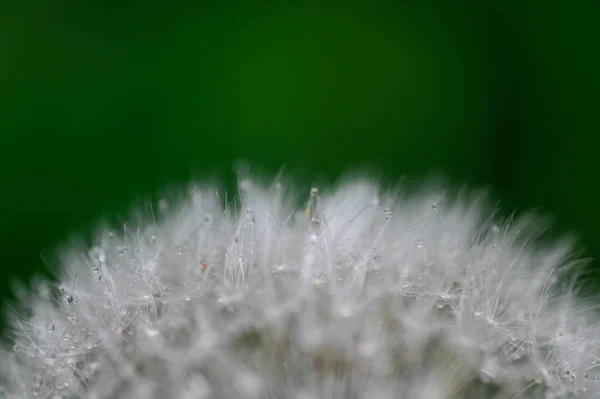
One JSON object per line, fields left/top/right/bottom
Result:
{"left": 1, "top": 2, "right": 598, "bottom": 321}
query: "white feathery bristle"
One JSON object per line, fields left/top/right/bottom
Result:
{"left": 0, "top": 171, "right": 598, "bottom": 399}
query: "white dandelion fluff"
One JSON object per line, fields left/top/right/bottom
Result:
{"left": 1, "top": 170, "right": 599, "bottom": 399}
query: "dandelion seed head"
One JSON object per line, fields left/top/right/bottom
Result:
{"left": 0, "top": 170, "right": 598, "bottom": 398}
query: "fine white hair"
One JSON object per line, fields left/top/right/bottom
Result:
{"left": 1, "top": 170, "right": 598, "bottom": 399}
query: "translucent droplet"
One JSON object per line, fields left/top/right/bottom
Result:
{"left": 145, "top": 328, "right": 159, "bottom": 338}
{"left": 473, "top": 310, "right": 483, "bottom": 317}
{"left": 591, "top": 357, "right": 598, "bottom": 365}
{"left": 416, "top": 239, "right": 423, "bottom": 248}
{"left": 431, "top": 202, "right": 439, "bottom": 210}
{"left": 338, "top": 306, "right": 353, "bottom": 318}
{"left": 384, "top": 208, "right": 392, "bottom": 220}
{"left": 239, "top": 179, "right": 252, "bottom": 192}
{"left": 184, "top": 296, "right": 191, "bottom": 302}
{"left": 63, "top": 295, "right": 73, "bottom": 304}
{"left": 46, "top": 324, "right": 55, "bottom": 331}
{"left": 272, "top": 264, "right": 286, "bottom": 273}
{"left": 435, "top": 298, "right": 446, "bottom": 308}
{"left": 246, "top": 208, "right": 255, "bottom": 222}
{"left": 158, "top": 199, "right": 169, "bottom": 211}
{"left": 358, "top": 341, "right": 378, "bottom": 358}
{"left": 75, "top": 360, "right": 85, "bottom": 370}
{"left": 84, "top": 334, "right": 98, "bottom": 349}
{"left": 479, "top": 369, "right": 493, "bottom": 383}
{"left": 90, "top": 246, "right": 106, "bottom": 263}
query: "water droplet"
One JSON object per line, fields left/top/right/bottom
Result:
{"left": 239, "top": 179, "right": 252, "bottom": 191}
{"left": 84, "top": 334, "right": 98, "bottom": 349}
{"left": 46, "top": 324, "right": 55, "bottom": 331}
{"left": 90, "top": 247, "right": 106, "bottom": 263}
{"left": 145, "top": 328, "right": 159, "bottom": 338}
{"left": 384, "top": 208, "right": 392, "bottom": 220}
{"left": 435, "top": 298, "right": 446, "bottom": 308}
{"left": 479, "top": 369, "right": 494, "bottom": 383}
{"left": 184, "top": 296, "right": 191, "bottom": 302}
{"left": 592, "top": 357, "right": 598, "bottom": 365}
{"left": 272, "top": 264, "right": 286, "bottom": 273}
{"left": 338, "top": 306, "right": 353, "bottom": 318}
{"left": 416, "top": 239, "right": 423, "bottom": 248}
{"left": 473, "top": 310, "right": 483, "bottom": 317}
{"left": 63, "top": 295, "right": 73, "bottom": 304}
{"left": 158, "top": 199, "right": 169, "bottom": 212}
{"left": 431, "top": 202, "right": 439, "bottom": 210}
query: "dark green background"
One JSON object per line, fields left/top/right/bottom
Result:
{"left": 1, "top": 2, "right": 599, "bottom": 321}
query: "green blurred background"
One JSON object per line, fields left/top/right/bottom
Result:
{"left": 0, "top": 2, "right": 598, "bottom": 321}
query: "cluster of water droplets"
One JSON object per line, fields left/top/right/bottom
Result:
{"left": 0, "top": 174, "right": 599, "bottom": 399}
